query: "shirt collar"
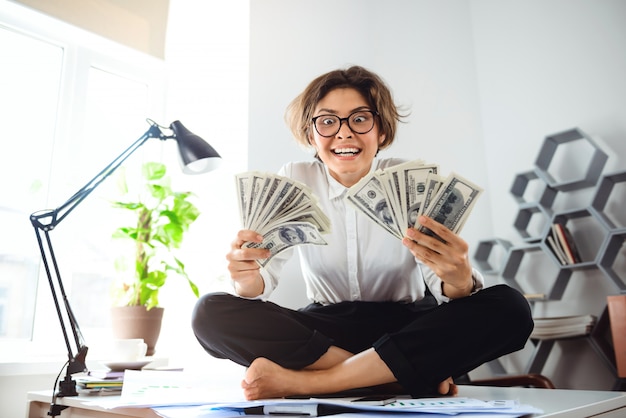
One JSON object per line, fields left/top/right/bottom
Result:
{"left": 324, "top": 158, "right": 379, "bottom": 200}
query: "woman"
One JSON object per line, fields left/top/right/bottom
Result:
{"left": 192, "top": 66, "right": 533, "bottom": 400}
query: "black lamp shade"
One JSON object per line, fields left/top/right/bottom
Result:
{"left": 170, "top": 120, "right": 222, "bottom": 174}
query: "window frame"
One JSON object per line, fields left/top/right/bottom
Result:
{"left": 0, "top": 1, "right": 166, "bottom": 365}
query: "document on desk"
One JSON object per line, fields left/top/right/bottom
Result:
{"left": 153, "top": 405, "right": 536, "bottom": 418}
{"left": 84, "top": 369, "right": 245, "bottom": 409}
{"left": 206, "top": 397, "right": 543, "bottom": 417}
{"left": 83, "top": 370, "right": 542, "bottom": 417}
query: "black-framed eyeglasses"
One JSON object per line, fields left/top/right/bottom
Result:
{"left": 311, "top": 110, "right": 379, "bottom": 137}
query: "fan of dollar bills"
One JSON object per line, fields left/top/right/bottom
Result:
{"left": 235, "top": 172, "right": 331, "bottom": 267}
{"left": 235, "top": 161, "right": 482, "bottom": 266}
{"left": 345, "top": 160, "right": 483, "bottom": 241}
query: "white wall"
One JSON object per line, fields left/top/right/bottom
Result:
{"left": 248, "top": 0, "right": 626, "bottom": 389}
{"left": 470, "top": 0, "right": 626, "bottom": 389}
{"left": 472, "top": 0, "right": 626, "bottom": 239}
{"left": 156, "top": 0, "right": 250, "bottom": 366}
{"left": 249, "top": 0, "right": 491, "bottom": 308}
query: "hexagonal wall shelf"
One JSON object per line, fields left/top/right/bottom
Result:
{"left": 550, "top": 208, "right": 608, "bottom": 267}
{"left": 501, "top": 243, "right": 570, "bottom": 300}
{"left": 510, "top": 169, "right": 558, "bottom": 208}
{"left": 474, "top": 238, "right": 513, "bottom": 275}
{"left": 534, "top": 128, "right": 608, "bottom": 192}
{"left": 591, "top": 171, "right": 626, "bottom": 230}
{"left": 513, "top": 202, "right": 552, "bottom": 242}
{"left": 598, "top": 229, "right": 626, "bottom": 292}
{"left": 480, "top": 128, "right": 624, "bottom": 383}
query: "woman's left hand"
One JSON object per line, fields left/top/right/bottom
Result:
{"left": 403, "top": 215, "right": 474, "bottom": 298}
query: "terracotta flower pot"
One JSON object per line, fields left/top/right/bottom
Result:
{"left": 110, "top": 306, "right": 164, "bottom": 356}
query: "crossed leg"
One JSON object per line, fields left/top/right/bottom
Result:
{"left": 241, "top": 346, "right": 457, "bottom": 400}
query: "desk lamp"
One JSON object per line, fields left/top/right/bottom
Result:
{"left": 30, "top": 119, "right": 221, "bottom": 416}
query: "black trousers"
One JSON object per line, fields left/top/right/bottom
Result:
{"left": 191, "top": 284, "right": 533, "bottom": 397}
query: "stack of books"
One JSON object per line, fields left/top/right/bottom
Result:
{"left": 546, "top": 223, "right": 582, "bottom": 265}
{"left": 531, "top": 314, "right": 596, "bottom": 340}
{"left": 76, "top": 370, "right": 125, "bottom": 396}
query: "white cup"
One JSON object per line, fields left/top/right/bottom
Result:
{"left": 111, "top": 338, "right": 148, "bottom": 361}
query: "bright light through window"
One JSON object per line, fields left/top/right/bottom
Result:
{"left": 0, "top": 8, "right": 166, "bottom": 357}
{"left": 68, "top": 67, "right": 152, "bottom": 334}
{"left": 0, "top": 26, "right": 63, "bottom": 340}
{"left": 0, "top": 0, "right": 249, "bottom": 367}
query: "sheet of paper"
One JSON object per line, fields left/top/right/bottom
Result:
{"left": 81, "top": 369, "right": 542, "bottom": 417}
{"left": 211, "top": 397, "right": 543, "bottom": 416}
{"left": 85, "top": 369, "right": 245, "bottom": 409}
{"left": 153, "top": 404, "right": 245, "bottom": 418}
{"left": 154, "top": 407, "right": 533, "bottom": 418}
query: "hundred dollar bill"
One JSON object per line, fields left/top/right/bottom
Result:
{"left": 236, "top": 172, "right": 272, "bottom": 228}
{"left": 268, "top": 185, "right": 330, "bottom": 234}
{"left": 345, "top": 160, "right": 482, "bottom": 241}
{"left": 415, "top": 172, "right": 483, "bottom": 240}
{"left": 400, "top": 163, "right": 439, "bottom": 229}
{"left": 235, "top": 173, "right": 251, "bottom": 228}
{"left": 386, "top": 168, "right": 405, "bottom": 228}
{"left": 281, "top": 208, "right": 331, "bottom": 234}
{"left": 345, "top": 172, "right": 403, "bottom": 239}
{"left": 254, "top": 178, "right": 294, "bottom": 231}
{"left": 377, "top": 170, "right": 405, "bottom": 237}
{"left": 248, "top": 175, "right": 278, "bottom": 231}
{"left": 235, "top": 171, "right": 330, "bottom": 267}
{"left": 266, "top": 183, "right": 307, "bottom": 223}
{"left": 416, "top": 172, "right": 444, "bottom": 222}
{"left": 244, "top": 222, "right": 328, "bottom": 267}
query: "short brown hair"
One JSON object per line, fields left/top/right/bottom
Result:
{"left": 285, "top": 66, "right": 406, "bottom": 152}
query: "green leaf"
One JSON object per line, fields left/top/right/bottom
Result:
{"left": 111, "top": 201, "right": 145, "bottom": 211}
{"left": 173, "top": 257, "right": 200, "bottom": 298}
{"left": 143, "top": 162, "right": 167, "bottom": 181}
{"left": 111, "top": 161, "right": 201, "bottom": 309}
{"left": 148, "top": 183, "right": 168, "bottom": 201}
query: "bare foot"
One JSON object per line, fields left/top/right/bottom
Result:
{"left": 438, "top": 377, "right": 458, "bottom": 396}
{"left": 242, "top": 357, "right": 310, "bottom": 400}
{"left": 241, "top": 357, "right": 457, "bottom": 400}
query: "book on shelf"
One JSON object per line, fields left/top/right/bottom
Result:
{"left": 546, "top": 232, "right": 568, "bottom": 265}
{"left": 524, "top": 293, "right": 546, "bottom": 302}
{"left": 531, "top": 314, "right": 596, "bottom": 340}
{"left": 547, "top": 223, "right": 582, "bottom": 265}
{"left": 554, "top": 222, "right": 582, "bottom": 264}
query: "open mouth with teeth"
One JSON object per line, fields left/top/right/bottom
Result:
{"left": 332, "top": 147, "right": 361, "bottom": 156}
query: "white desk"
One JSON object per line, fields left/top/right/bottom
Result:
{"left": 27, "top": 390, "right": 160, "bottom": 418}
{"left": 459, "top": 386, "right": 626, "bottom": 417}
{"left": 27, "top": 386, "right": 626, "bottom": 418}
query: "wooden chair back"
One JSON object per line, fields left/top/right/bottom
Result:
{"left": 607, "top": 295, "right": 626, "bottom": 378}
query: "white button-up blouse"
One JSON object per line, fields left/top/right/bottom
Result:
{"left": 253, "top": 158, "right": 484, "bottom": 306}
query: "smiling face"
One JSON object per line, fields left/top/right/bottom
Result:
{"left": 310, "top": 88, "right": 385, "bottom": 187}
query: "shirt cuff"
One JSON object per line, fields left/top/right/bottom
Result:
{"left": 437, "top": 268, "right": 485, "bottom": 302}
{"left": 231, "top": 266, "right": 274, "bottom": 301}
{"left": 470, "top": 268, "right": 485, "bottom": 294}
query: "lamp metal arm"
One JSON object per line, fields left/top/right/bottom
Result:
{"left": 28, "top": 121, "right": 168, "bottom": 409}
{"left": 30, "top": 122, "right": 165, "bottom": 232}
{"left": 27, "top": 119, "right": 218, "bottom": 416}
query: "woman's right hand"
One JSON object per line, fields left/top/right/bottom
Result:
{"left": 226, "top": 230, "right": 270, "bottom": 297}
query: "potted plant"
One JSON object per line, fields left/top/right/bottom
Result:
{"left": 109, "top": 161, "right": 201, "bottom": 355}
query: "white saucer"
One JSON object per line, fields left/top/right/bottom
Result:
{"left": 102, "top": 358, "right": 153, "bottom": 371}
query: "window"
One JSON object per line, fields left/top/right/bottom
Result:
{"left": 0, "top": 25, "right": 64, "bottom": 342}
{"left": 0, "top": 2, "right": 165, "bottom": 358}
{"left": 1, "top": 1, "right": 250, "bottom": 367}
